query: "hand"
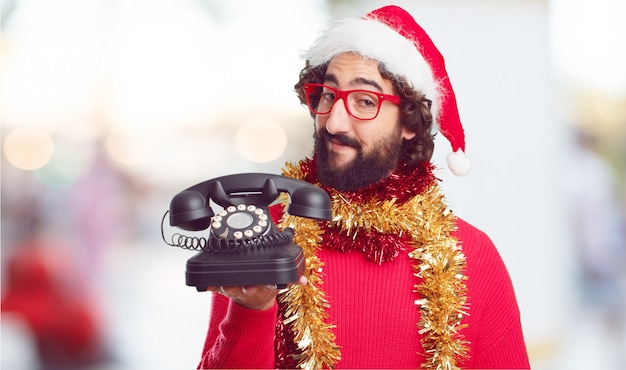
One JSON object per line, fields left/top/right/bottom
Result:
{"left": 207, "top": 275, "right": 308, "bottom": 311}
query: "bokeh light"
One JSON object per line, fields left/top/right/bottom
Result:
{"left": 3, "top": 127, "right": 55, "bottom": 170}
{"left": 105, "top": 131, "right": 154, "bottom": 167}
{"left": 235, "top": 118, "right": 288, "bottom": 163}
{"left": 33, "top": 142, "right": 88, "bottom": 188}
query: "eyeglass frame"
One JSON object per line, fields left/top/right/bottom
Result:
{"left": 303, "top": 83, "right": 401, "bottom": 121}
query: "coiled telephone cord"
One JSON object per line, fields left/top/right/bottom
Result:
{"left": 161, "top": 211, "right": 294, "bottom": 252}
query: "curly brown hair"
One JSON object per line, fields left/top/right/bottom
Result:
{"left": 294, "top": 59, "right": 435, "bottom": 167}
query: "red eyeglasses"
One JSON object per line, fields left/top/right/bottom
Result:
{"left": 303, "top": 83, "right": 400, "bottom": 120}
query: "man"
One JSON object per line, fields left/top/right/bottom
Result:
{"left": 198, "top": 5, "right": 529, "bottom": 369}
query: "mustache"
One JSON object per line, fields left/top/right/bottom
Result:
{"left": 317, "top": 130, "right": 361, "bottom": 149}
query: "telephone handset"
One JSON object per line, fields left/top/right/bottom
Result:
{"left": 162, "top": 173, "right": 331, "bottom": 291}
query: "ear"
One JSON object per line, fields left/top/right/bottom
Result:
{"left": 402, "top": 126, "right": 416, "bottom": 140}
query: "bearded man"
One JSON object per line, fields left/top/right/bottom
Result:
{"left": 197, "top": 5, "right": 529, "bottom": 369}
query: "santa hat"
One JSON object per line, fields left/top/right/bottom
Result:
{"left": 304, "top": 5, "right": 472, "bottom": 176}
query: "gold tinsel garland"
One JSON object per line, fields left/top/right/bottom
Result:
{"left": 278, "top": 162, "right": 469, "bottom": 369}
{"left": 278, "top": 215, "right": 342, "bottom": 369}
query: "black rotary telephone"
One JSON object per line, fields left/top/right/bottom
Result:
{"left": 162, "top": 173, "right": 331, "bottom": 291}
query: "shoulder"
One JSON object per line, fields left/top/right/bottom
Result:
{"left": 452, "top": 217, "right": 509, "bottom": 278}
{"left": 453, "top": 217, "right": 496, "bottom": 254}
{"left": 452, "top": 217, "right": 520, "bottom": 316}
{"left": 453, "top": 216, "right": 519, "bottom": 315}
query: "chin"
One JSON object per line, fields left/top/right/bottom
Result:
{"left": 328, "top": 152, "right": 357, "bottom": 170}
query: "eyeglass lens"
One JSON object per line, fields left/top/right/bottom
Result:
{"left": 306, "top": 84, "right": 382, "bottom": 120}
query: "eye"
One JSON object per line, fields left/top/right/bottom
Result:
{"left": 352, "top": 92, "right": 378, "bottom": 109}
{"left": 320, "top": 91, "right": 336, "bottom": 103}
{"left": 358, "top": 97, "right": 376, "bottom": 107}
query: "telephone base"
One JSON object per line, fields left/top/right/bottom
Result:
{"left": 185, "top": 243, "right": 305, "bottom": 290}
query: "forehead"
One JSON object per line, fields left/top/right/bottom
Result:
{"left": 324, "top": 52, "right": 390, "bottom": 90}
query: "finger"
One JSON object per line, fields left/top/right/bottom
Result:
{"left": 285, "top": 275, "right": 308, "bottom": 289}
{"left": 298, "top": 275, "right": 308, "bottom": 286}
{"left": 241, "top": 284, "right": 277, "bottom": 295}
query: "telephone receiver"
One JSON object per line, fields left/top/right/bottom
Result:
{"left": 164, "top": 173, "right": 331, "bottom": 291}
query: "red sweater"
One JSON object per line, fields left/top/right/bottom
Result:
{"left": 198, "top": 218, "right": 530, "bottom": 369}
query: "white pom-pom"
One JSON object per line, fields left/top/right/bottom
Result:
{"left": 447, "top": 149, "right": 472, "bottom": 176}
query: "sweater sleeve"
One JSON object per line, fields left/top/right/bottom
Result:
{"left": 455, "top": 218, "right": 530, "bottom": 369}
{"left": 197, "top": 293, "right": 278, "bottom": 369}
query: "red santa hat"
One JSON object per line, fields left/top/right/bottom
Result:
{"left": 305, "top": 5, "right": 472, "bottom": 176}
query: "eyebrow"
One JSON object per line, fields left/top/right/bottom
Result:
{"left": 323, "top": 74, "right": 385, "bottom": 92}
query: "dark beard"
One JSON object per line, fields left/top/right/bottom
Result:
{"left": 314, "top": 129, "right": 402, "bottom": 192}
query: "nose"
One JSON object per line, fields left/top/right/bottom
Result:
{"left": 323, "top": 98, "right": 351, "bottom": 135}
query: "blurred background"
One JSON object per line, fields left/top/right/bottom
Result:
{"left": 1, "top": 0, "right": 624, "bottom": 369}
